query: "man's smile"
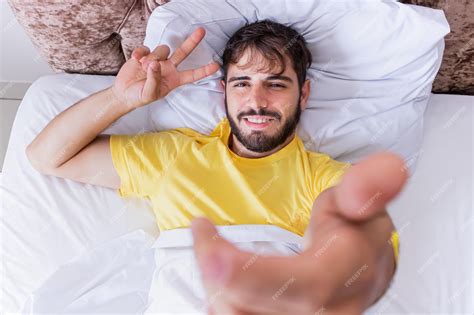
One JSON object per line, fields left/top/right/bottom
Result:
{"left": 242, "top": 115, "right": 276, "bottom": 130}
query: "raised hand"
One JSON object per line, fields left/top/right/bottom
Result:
{"left": 113, "top": 27, "right": 220, "bottom": 109}
{"left": 191, "top": 152, "right": 408, "bottom": 314}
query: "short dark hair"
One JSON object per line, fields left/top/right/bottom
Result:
{"left": 222, "top": 19, "right": 312, "bottom": 89}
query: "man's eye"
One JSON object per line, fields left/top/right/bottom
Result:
{"left": 270, "top": 83, "right": 285, "bottom": 88}
{"left": 233, "top": 82, "right": 248, "bottom": 87}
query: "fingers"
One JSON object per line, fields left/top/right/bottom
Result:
{"left": 139, "top": 27, "right": 205, "bottom": 70}
{"left": 150, "top": 44, "right": 171, "bottom": 61}
{"left": 140, "top": 45, "right": 171, "bottom": 72}
{"left": 131, "top": 46, "right": 150, "bottom": 61}
{"left": 140, "top": 61, "right": 161, "bottom": 104}
{"left": 334, "top": 152, "right": 407, "bottom": 221}
{"left": 169, "top": 27, "right": 206, "bottom": 66}
{"left": 179, "top": 62, "right": 221, "bottom": 85}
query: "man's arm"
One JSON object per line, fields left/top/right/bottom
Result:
{"left": 302, "top": 186, "right": 397, "bottom": 312}
{"left": 26, "top": 87, "right": 130, "bottom": 189}
{"left": 25, "top": 27, "right": 219, "bottom": 189}
{"left": 191, "top": 152, "right": 407, "bottom": 315}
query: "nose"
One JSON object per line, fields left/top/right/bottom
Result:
{"left": 247, "top": 83, "right": 268, "bottom": 109}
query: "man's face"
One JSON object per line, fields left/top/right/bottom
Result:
{"left": 222, "top": 49, "right": 310, "bottom": 154}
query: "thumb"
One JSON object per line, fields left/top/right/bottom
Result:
{"left": 334, "top": 151, "right": 408, "bottom": 221}
{"left": 141, "top": 61, "right": 161, "bottom": 104}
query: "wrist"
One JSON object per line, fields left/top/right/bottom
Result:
{"left": 108, "top": 85, "right": 136, "bottom": 114}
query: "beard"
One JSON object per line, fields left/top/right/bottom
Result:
{"left": 225, "top": 95, "right": 301, "bottom": 153}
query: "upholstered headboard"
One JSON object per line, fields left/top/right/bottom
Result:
{"left": 400, "top": 0, "right": 473, "bottom": 95}
{"left": 7, "top": 0, "right": 474, "bottom": 95}
{"left": 7, "top": 0, "right": 169, "bottom": 74}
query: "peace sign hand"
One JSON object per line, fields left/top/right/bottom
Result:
{"left": 113, "top": 27, "right": 220, "bottom": 109}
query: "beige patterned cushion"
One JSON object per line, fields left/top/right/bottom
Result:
{"left": 401, "top": 0, "right": 474, "bottom": 95}
{"left": 7, "top": 0, "right": 169, "bottom": 74}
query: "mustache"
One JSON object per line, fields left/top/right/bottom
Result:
{"left": 237, "top": 108, "right": 282, "bottom": 121}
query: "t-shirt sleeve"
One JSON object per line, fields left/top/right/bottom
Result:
{"left": 310, "top": 153, "right": 352, "bottom": 198}
{"left": 109, "top": 130, "right": 188, "bottom": 198}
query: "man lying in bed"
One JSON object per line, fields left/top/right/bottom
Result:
{"left": 27, "top": 20, "right": 407, "bottom": 314}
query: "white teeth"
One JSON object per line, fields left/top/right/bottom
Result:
{"left": 246, "top": 117, "right": 272, "bottom": 124}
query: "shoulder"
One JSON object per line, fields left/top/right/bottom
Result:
{"left": 305, "top": 150, "right": 351, "bottom": 192}
{"left": 306, "top": 150, "right": 351, "bottom": 171}
{"left": 110, "top": 119, "right": 226, "bottom": 152}
{"left": 111, "top": 126, "right": 211, "bottom": 146}
{"left": 169, "top": 118, "right": 228, "bottom": 142}
{"left": 209, "top": 118, "right": 230, "bottom": 136}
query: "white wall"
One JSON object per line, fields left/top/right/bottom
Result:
{"left": 0, "top": 0, "right": 54, "bottom": 98}
{"left": 1, "top": 0, "right": 55, "bottom": 169}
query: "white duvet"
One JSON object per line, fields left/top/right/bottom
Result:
{"left": 1, "top": 73, "right": 472, "bottom": 313}
{"left": 20, "top": 225, "right": 303, "bottom": 314}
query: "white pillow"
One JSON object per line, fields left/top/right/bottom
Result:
{"left": 143, "top": 0, "right": 449, "bottom": 175}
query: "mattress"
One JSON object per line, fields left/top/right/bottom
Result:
{"left": 1, "top": 74, "right": 473, "bottom": 313}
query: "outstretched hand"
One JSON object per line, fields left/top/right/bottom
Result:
{"left": 191, "top": 152, "right": 408, "bottom": 314}
{"left": 113, "top": 27, "right": 220, "bottom": 109}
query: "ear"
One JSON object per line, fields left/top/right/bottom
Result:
{"left": 220, "top": 79, "right": 226, "bottom": 90}
{"left": 299, "top": 79, "right": 310, "bottom": 111}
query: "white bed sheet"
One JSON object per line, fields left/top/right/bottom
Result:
{"left": 1, "top": 73, "right": 473, "bottom": 313}
{"left": 19, "top": 225, "right": 304, "bottom": 314}
{"left": 1, "top": 74, "right": 161, "bottom": 313}
{"left": 366, "top": 94, "right": 473, "bottom": 314}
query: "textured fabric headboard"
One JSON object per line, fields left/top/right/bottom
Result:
{"left": 401, "top": 0, "right": 473, "bottom": 95}
{"left": 7, "top": 0, "right": 168, "bottom": 75}
{"left": 7, "top": 0, "right": 474, "bottom": 95}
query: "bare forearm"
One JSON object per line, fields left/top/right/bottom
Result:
{"left": 26, "top": 86, "right": 131, "bottom": 171}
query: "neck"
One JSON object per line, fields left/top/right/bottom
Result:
{"left": 229, "top": 132, "right": 295, "bottom": 158}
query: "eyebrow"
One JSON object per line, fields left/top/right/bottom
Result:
{"left": 227, "top": 75, "right": 294, "bottom": 84}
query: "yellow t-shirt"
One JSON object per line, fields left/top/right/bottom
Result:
{"left": 110, "top": 118, "right": 350, "bottom": 237}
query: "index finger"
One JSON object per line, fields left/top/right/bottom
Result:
{"left": 178, "top": 62, "right": 220, "bottom": 85}
{"left": 169, "top": 27, "right": 206, "bottom": 66}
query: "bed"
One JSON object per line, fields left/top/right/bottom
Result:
{"left": 2, "top": 0, "right": 473, "bottom": 313}
{"left": 1, "top": 73, "right": 472, "bottom": 313}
